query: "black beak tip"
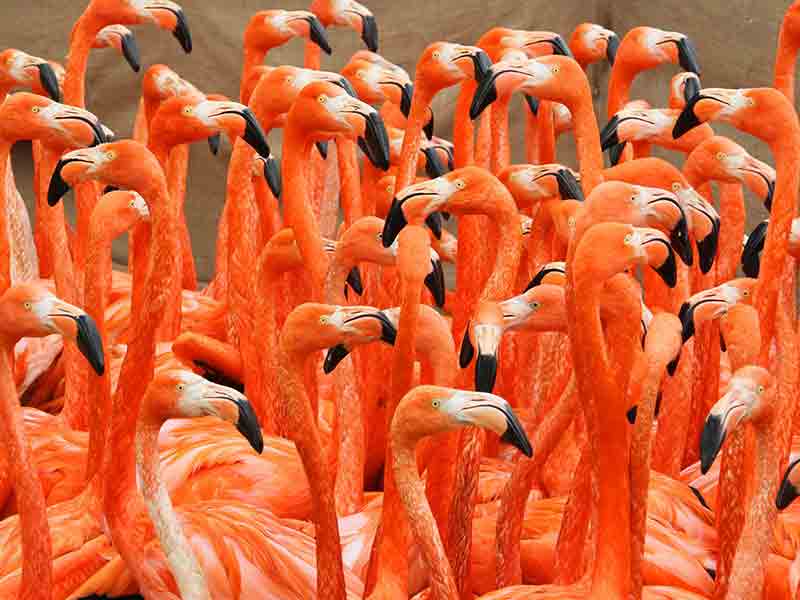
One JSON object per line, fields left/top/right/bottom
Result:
{"left": 400, "top": 84, "right": 413, "bottom": 118}
{"left": 667, "top": 354, "right": 680, "bottom": 376}
{"left": 475, "top": 353, "right": 498, "bottom": 393}
{"left": 307, "top": 16, "right": 332, "bottom": 55}
{"left": 654, "top": 248, "right": 677, "bottom": 288}
{"left": 323, "top": 344, "right": 350, "bottom": 374}
{"left": 361, "top": 15, "right": 379, "bottom": 52}
{"left": 606, "top": 34, "right": 620, "bottom": 66}
{"left": 240, "top": 109, "right": 271, "bottom": 160}
{"left": 677, "top": 37, "right": 701, "bottom": 75}
{"left": 556, "top": 169, "right": 584, "bottom": 201}
{"left": 359, "top": 112, "right": 391, "bottom": 171}
{"left": 671, "top": 222, "right": 694, "bottom": 267}
{"left": 500, "top": 415, "right": 533, "bottom": 458}
{"left": 103, "top": 185, "right": 119, "bottom": 195}
{"left": 524, "top": 94, "right": 540, "bottom": 116}
{"left": 172, "top": 10, "right": 193, "bottom": 54}
{"left": 683, "top": 76, "right": 701, "bottom": 105}
{"left": 422, "top": 147, "right": 447, "bottom": 179}
{"left": 697, "top": 219, "right": 720, "bottom": 274}
{"left": 672, "top": 96, "right": 703, "bottom": 139}
{"left": 470, "top": 73, "right": 498, "bottom": 120}
{"left": 626, "top": 405, "right": 638, "bottom": 424}
{"left": 550, "top": 36, "right": 573, "bottom": 58}
{"left": 234, "top": 398, "right": 264, "bottom": 454}
{"left": 47, "top": 161, "right": 72, "bottom": 207}
{"left": 121, "top": 32, "right": 141, "bottom": 72}
{"left": 608, "top": 142, "right": 626, "bottom": 167}
{"left": 459, "top": 323, "right": 474, "bottom": 368}
{"left": 76, "top": 314, "right": 105, "bottom": 376}
{"left": 764, "top": 180, "right": 774, "bottom": 213}
{"left": 36, "top": 63, "right": 62, "bottom": 102}
{"left": 699, "top": 415, "right": 723, "bottom": 475}
{"left": 423, "top": 112, "right": 434, "bottom": 140}
{"left": 425, "top": 211, "right": 443, "bottom": 240}
{"left": 678, "top": 302, "right": 695, "bottom": 343}
{"left": 315, "top": 141, "right": 329, "bottom": 159}
{"left": 381, "top": 198, "right": 407, "bottom": 247}
{"left": 424, "top": 259, "right": 446, "bottom": 307}
{"left": 208, "top": 133, "right": 221, "bottom": 156}
{"left": 599, "top": 116, "right": 621, "bottom": 151}
{"left": 263, "top": 156, "right": 282, "bottom": 198}
{"left": 346, "top": 266, "right": 364, "bottom": 296}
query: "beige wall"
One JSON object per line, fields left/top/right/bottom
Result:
{"left": 4, "top": 0, "right": 791, "bottom": 280}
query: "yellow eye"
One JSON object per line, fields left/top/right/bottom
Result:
{"left": 454, "top": 179, "right": 465, "bottom": 190}
{"left": 742, "top": 289, "right": 750, "bottom": 297}
{"left": 319, "top": 315, "right": 329, "bottom": 324}
{"left": 129, "top": 201, "right": 135, "bottom": 207}
{"left": 105, "top": 151, "right": 116, "bottom": 160}
{"left": 746, "top": 97, "right": 755, "bottom": 107}
{"left": 530, "top": 301, "right": 541, "bottom": 310}
{"left": 567, "top": 216, "right": 576, "bottom": 227}
{"left": 31, "top": 106, "right": 40, "bottom": 113}
{"left": 432, "top": 51, "right": 441, "bottom": 60}
{"left": 551, "top": 65, "right": 560, "bottom": 74}
{"left": 182, "top": 105, "right": 194, "bottom": 115}
{"left": 23, "top": 301, "right": 32, "bottom": 311}
{"left": 432, "top": 399, "right": 440, "bottom": 408}
{"left": 624, "top": 233, "right": 633, "bottom": 244}
{"left": 671, "top": 182, "right": 681, "bottom": 192}
{"left": 757, "top": 384, "right": 765, "bottom": 394}
{"left": 176, "top": 383, "right": 185, "bottom": 391}
{"left": 286, "top": 76, "right": 294, "bottom": 84}
{"left": 357, "top": 70, "right": 366, "bottom": 80}
{"left": 716, "top": 152, "right": 726, "bottom": 161}
{"left": 318, "top": 94, "right": 328, "bottom": 104}
{"left": 385, "top": 185, "right": 392, "bottom": 192}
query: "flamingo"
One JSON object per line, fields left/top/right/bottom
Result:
{"left": 0, "top": 283, "right": 103, "bottom": 600}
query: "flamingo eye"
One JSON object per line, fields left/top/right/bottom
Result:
{"left": 31, "top": 106, "right": 40, "bottom": 113}
{"left": 454, "top": 179, "right": 465, "bottom": 190}
{"left": 757, "top": 384, "right": 765, "bottom": 394}
{"left": 129, "top": 200, "right": 135, "bottom": 208}
{"left": 385, "top": 185, "right": 392, "bottom": 193}
{"left": 624, "top": 233, "right": 633, "bottom": 244}
{"left": 286, "top": 76, "right": 294, "bottom": 84}
{"left": 716, "top": 152, "right": 726, "bottom": 161}
{"left": 530, "top": 301, "right": 541, "bottom": 310}
{"left": 567, "top": 216, "right": 576, "bottom": 228}
{"left": 357, "top": 70, "right": 366, "bottom": 80}
{"left": 671, "top": 182, "right": 681, "bottom": 192}
{"left": 551, "top": 65, "right": 560, "bottom": 74}
{"left": 182, "top": 105, "right": 194, "bottom": 116}
{"left": 432, "top": 399, "right": 440, "bottom": 408}
{"left": 23, "top": 301, "right": 32, "bottom": 311}
{"left": 742, "top": 289, "right": 750, "bottom": 297}
{"left": 176, "top": 383, "right": 185, "bottom": 392}
{"left": 432, "top": 51, "right": 441, "bottom": 60}
{"left": 746, "top": 97, "right": 755, "bottom": 107}
{"left": 105, "top": 151, "right": 116, "bottom": 160}
{"left": 317, "top": 94, "right": 328, "bottom": 104}
{"left": 319, "top": 315, "right": 330, "bottom": 324}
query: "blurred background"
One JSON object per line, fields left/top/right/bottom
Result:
{"left": 3, "top": 0, "right": 790, "bottom": 281}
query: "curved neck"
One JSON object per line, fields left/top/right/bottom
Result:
{"left": 277, "top": 344, "right": 347, "bottom": 600}
{"left": 64, "top": 14, "right": 97, "bottom": 108}
{"left": 324, "top": 257, "right": 351, "bottom": 305}
{"left": 489, "top": 96, "right": 511, "bottom": 174}
{"left": 337, "top": 137, "right": 363, "bottom": 226}
{"left": 392, "top": 433, "right": 460, "bottom": 600}
{"left": 571, "top": 97, "right": 605, "bottom": 193}
{"left": 0, "top": 141, "right": 11, "bottom": 295}
{"left": 136, "top": 415, "right": 210, "bottom": 599}
{"left": 304, "top": 40, "right": 322, "bottom": 70}
{"left": 241, "top": 46, "right": 267, "bottom": 102}
{"left": 0, "top": 342, "right": 53, "bottom": 597}
{"left": 607, "top": 61, "right": 635, "bottom": 117}
{"left": 283, "top": 125, "right": 329, "bottom": 300}
{"left": 774, "top": 25, "right": 798, "bottom": 103}
{"left": 396, "top": 85, "right": 434, "bottom": 191}
{"left": 454, "top": 81, "right": 477, "bottom": 168}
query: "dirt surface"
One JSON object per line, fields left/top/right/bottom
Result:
{"left": 3, "top": 0, "right": 789, "bottom": 280}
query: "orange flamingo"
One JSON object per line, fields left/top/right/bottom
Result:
{"left": 0, "top": 283, "right": 103, "bottom": 600}
{"left": 92, "top": 24, "right": 140, "bottom": 72}
{"left": 569, "top": 23, "right": 619, "bottom": 70}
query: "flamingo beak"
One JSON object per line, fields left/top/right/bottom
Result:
{"left": 700, "top": 387, "right": 749, "bottom": 474}
{"left": 48, "top": 299, "right": 104, "bottom": 376}
{"left": 675, "top": 37, "right": 701, "bottom": 74}
{"left": 48, "top": 157, "right": 90, "bottom": 206}
{"left": 423, "top": 110, "right": 434, "bottom": 140}
{"left": 447, "top": 391, "right": 532, "bottom": 457}
{"left": 120, "top": 31, "right": 141, "bottom": 72}
{"left": 355, "top": 110, "right": 391, "bottom": 171}
{"left": 322, "top": 310, "right": 397, "bottom": 374}
{"left": 555, "top": 168, "right": 583, "bottom": 201}
{"left": 599, "top": 115, "right": 621, "bottom": 150}
{"left": 548, "top": 35, "right": 573, "bottom": 57}
{"left": 608, "top": 142, "right": 627, "bottom": 166}
{"left": 346, "top": 266, "right": 364, "bottom": 296}
{"left": 424, "top": 255, "right": 446, "bottom": 307}
{"left": 672, "top": 93, "right": 709, "bottom": 139}
{"left": 208, "top": 133, "right": 221, "bottom": 155}
{"left": 524, "top": 95, "right": 539, "bottom": 116}
{"left": 606, "top": 33, "right": 620, "bottom": 65}
{"left": 524, "top": 264, "right": 565, "bottom": 291}
{"left": 315, "top": 141, "right": 329, "bottom": 159}
{"left": 470, "top": 67, "right": 500, "bottom": 119}
{"left": 382, "top": 198, "right": 409, "bottom": 246}
{"left": 145, "top": 3, "right": 192, "bottom": 53}
{"left": 678, "top": 294, "right": 729, "bottom": 343}
{"left": 261, "top": 155, "right": 281, "bottom": 198}
{"left": 777, "top": 458, "right": 800, "bottom": 509}
{"left": 400, "top": 83, "right": 413, "bottom": 117}
{"left": 422, "top": 146, "right": 447, "bottom": 179}
{"left": 696, "top": 215, "right": 720, "bottom": 274}
{"left": 334, "top": 77, "right": 359, "bottom": 98}
{"left": 204, "top": 384, "right": 263, "bottom": 453}
{"left": 35, "top": 62, "right": 62, "bottom": 102}
{"left": 644, "top": 237, "right": 677, "bottom": 288}
{"left": 360, "top": 14, "right": 379, "bottom": 52}
{"left": 473, "top": 324, "right": 502, "bottom": 393}
{"left": 669, "top": 214, "right": 693, "bottom": 267}
{"left": 683, "top": 75, "right": 701, "bottom": 104}
{"left": 236, "top": 108, "right": 272, "bottom": 159}
{"left": 741, "top": 220, "right": 768, "bottom": 278}
{"left": 305, "top": 15, "right": 332, "bottom": 55}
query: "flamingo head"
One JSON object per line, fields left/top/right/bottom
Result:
{"left": 498, "top": 163, "right": 583, "bottom": 209}
{"left": 341, "top": 58, "right": 413, "bottom": 117}
{"left": 0, "top": 49, "right": 61, "bottom": 101}
{"left": 86, "top": 0, "right": 192, "bottom": 53}
{"left": 470, "top": 54, "right": 586, "bottom": 120}
{"left": 48, "top": 140, "right": 161, "bottom": 206}
{"left": 573, "top": 223, "right": 677, "bottom": 288}
{"left": 391, "top": 385, "right": 532, "bottom": 457}
{"left": 289, "top": 81, "right": 390, "bottom": 171}
{"left": 310, "top": 0, "right": 378, "bottom": 51}
{"left": 525, "top": 261, "right": 567, "bottom": 290}
{"left": 0, "top": 283, "right": 104, "bottom": 375}
{"left": 143, "top": 370, "right": 263, "bottom": 453}
{"left": 416, "top": 42, "right": 492, "bottom": 93}
{"left": 616, "top": 26, "right": 700, "bottom": 74}
{"left": 94, "top": 25, "right": 140, "bottom": 72}
{"left": 741, "top": 219, "right": 771, "bottom": 278}
{"left": 681, "top": 190, "right": 720, "bottom": 274}
{"left": 669, "top": 72, "right": 701, "bottom": 109}
{"left": 0, "top": 93, "right": 106, "bottom": 149}
{"left": 600, "top": 108, "right": 674, "bottom": 155}
{"left": 480, "top": 28, "right": 572, "bottom": 61}
{"left": 245, "top": 10, "right": 330, "bottom": 55}
{"left": 700, "top": 366, "right": 772, "bottom": 474}
{"left": 569, "top": 23, "right": 619, "bottom": 66}
{"left": 633, "top": 185, "right": 692, "bottom": 267}
{"left": 97, "top": 190, "right": 151, "bottom": 230}
{"left": 678, "top": 278, "right": 757, "bottom": 343}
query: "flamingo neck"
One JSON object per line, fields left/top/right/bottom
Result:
{"left": 570, "top": 96, "right": 605, "bottom": 194}
{"left": 136, "top": 416, "right": 210, "bottom": 599}
{"left": 0, "top": 141, "right": 10, "bottom": 295}
{"left": 0, "top": 341, "right": 53, "bottom": 597}
{"left": 241, "top": 46, "right": 268, "bottom": 102}
{"left": 304, "top": 40, "right": 322, "bottom": 70}
{"left": 392, "top": 431, "right": 460, "bottom": 600}
{"left": 774, "top": 26, "right": 798, "bottom": 103}
{"left": 568, "top": 268, "right": 630, "bottom": 597}
{"left": 489, "top": 95, "right": 512, "bottom": 174}
{"left": 395, "top": 85, "right": 434, "bottom": 191}
{"left": 338, "top": 137, "right": 363, "bottom": 226}
{"left": 283, "top": 125, "right": 329, "bottom": 300}
{"left": 454, "top": 80, "right": 477, "bottom": 168}
{"left": 64, "top": 14, "right": 97, "bottom": 108}
{"left": 324, "top": 258, "right": 351, "bottom": 305}
{"left": 726, "top": 420, "right": 780, "bottom": 598}
{"left": 277, "top": 344, "right": 347, "bottom": 600}
{"left": 607, "top": 61, "right": 635, "bottom": 117}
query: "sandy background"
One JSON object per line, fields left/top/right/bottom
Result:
{"left": 3, "top": 0, "right": 790, "bottom": 281}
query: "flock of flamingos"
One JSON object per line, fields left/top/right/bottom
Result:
{"left": 4, "top": 0, "right": 800, "bottom": 598}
